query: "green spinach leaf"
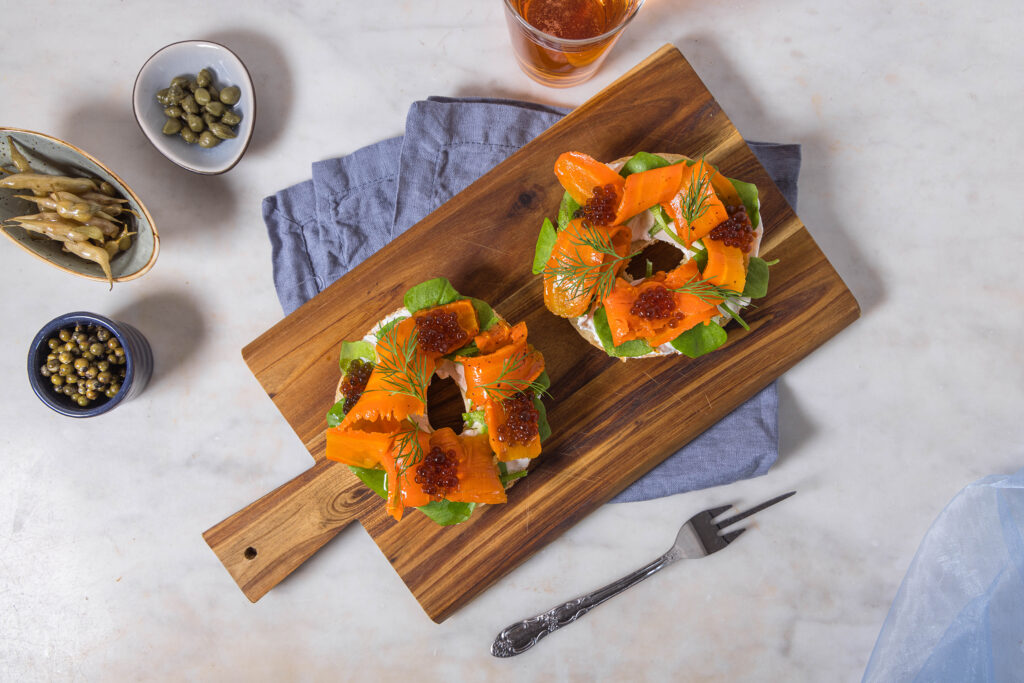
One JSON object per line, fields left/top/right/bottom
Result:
{"left": 533, "top": 393, "right": 551, "bottom": 442}
{"left": 692, "top": 241, "right": 708, "bottom": 271}
{"left": 417, "top": 500, "right": 477, "bottom": 525}
{"left": 742, "top": 257, "right": 771, "bottom": 299}
{"left": 532, "top": 218, "right": 557, "bottom": 275}
{"left": 349, "top": 465, "right": 387, "bottom": 498}
{"left": 557, "top": 191, "right": 580, "bottom": 231}
{"left": 729, "top": 177, "right": 761, "bottom": 230}
{"left": 593, "top": 307, "right": 654, "bottom": 357}
{"left": 670, "top": 321, "right": 727, "bottom": 358}
{"left": 403, "top": 277, "right": 461, "bottom": 313}
{"left": 348, "top": 465, "right": 477, "bottom": 526}
{"left": 467, "top": 297, "right": 498, "bottom": 331}
{"left": 620, "top": 152, "right": 670, "bottom": 177}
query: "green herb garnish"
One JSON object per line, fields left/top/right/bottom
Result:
{"left": 542, "top": 221, "right": 637, "bottom": 306}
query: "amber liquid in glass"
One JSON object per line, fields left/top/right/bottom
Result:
{"left": 507, "top": 0, "right": 631, "bottom": 87}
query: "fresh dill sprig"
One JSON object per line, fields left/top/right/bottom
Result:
{"left": 672, "top": 276, "right": 752, "bottom": 330}
{"left": 677, "top": 158, "right": 714, "bottom": 241}
{"left": 477, "top": 351, "right": 549, "bottom": 404}
{"left": 543, "top": 222, "right": 638, "bottom": 304}
{"left": 392, "top": 419, "right": 425, "bottom": 475}
{"left": 366, "top": 323, "right": 430, "bottom": 404}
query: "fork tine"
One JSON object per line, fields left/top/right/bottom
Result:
{"left": 715, "top": 491, "right": 796, "bottom": 530}
{"left": 721, "top": 528, "right": 746, "bottom": 545}
{"left": 706, "top": 505, "right": 732, "bottom": 518}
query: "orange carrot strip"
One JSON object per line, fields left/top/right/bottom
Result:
{"left": 325, "top": 425, "right": 393, "bottom": 469}
{"left": 613, "top": 163, "right": 686, "bottom": 225}
{"left": 703, "top": 239, "right": 747, "bottom": 293}
{"left": 457, "top": 323, "right": 544, "bottom": 408}
{"left": 484, "top": 398, "right": 543, "bottom": 462}
{"left": 412, "top": 299, "right": 480, "bottom": 356}
{"left": 542, "top": 219, "right": 606, "bottom": 318}
{"left": 443, "top": 432, "right": 508, "bottom": 504}
{"left": 662, "top": 163, "right": 729, "bottom": 246}
{"left": 554, "top": 151, "right": 625, "bottom": 206}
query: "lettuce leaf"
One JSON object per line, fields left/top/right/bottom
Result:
{"left": 375, "top": 316, "right": 408, "bottom": 340}
{"left": 670, "top": 321, "right": 727, "bottom": 358}
{"left": 532, "top": 218, "right": 557, "bottom": 274}
{"left": 592, "top": 307, "right": 654, "bottom": 357}
{"left": 463, "top": 408, "right": 487, "bottom": 433}
{"left": 339, "top": 340, "right": 375, "bottom": 373}
{"left": 348, "top": 465, "right": 476, "bottom": 526}
{"left": 403, "top": 277, "right": 460, "bottom": 313}
{"left": 326, "top": 400, "right": 347, "bottom": 427}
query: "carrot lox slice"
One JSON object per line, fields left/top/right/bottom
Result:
{"left": 614, "top": 163, "right": 686, "bottom": 225}
{"left": 554, "top": 151, "right": 625, "bottom": 206}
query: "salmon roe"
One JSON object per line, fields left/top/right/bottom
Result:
{"left": 415, "top": 309, "right": 468, "bottom": 353}
{"left": 340, "top": 359, "right": 373, "bottom": 412}
{"left": 630, "top": 285, "right": 678, "bottom": 321}
{"left": 573, "top": 183, "right": 618, "bottom": 226}
{"left": 708, "top": 205, "right": 755, "bottom": 253}
{"left": 414, "top": 446, "right": 460, "bottom": 499}
{"left": 496, "top": 392, "right": 540, "bottom": 446}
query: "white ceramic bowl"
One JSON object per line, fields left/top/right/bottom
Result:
{"left": 133, "top": 40, "right": 256, "bottom": 175}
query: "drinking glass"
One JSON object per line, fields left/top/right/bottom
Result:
{"left": 502, "top": 0, "right": 645, "bottom": 88}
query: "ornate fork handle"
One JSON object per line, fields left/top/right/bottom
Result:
{"left": 491, "top": 550, "right": 681, "bottom": 657}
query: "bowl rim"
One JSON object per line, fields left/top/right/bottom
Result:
{"left": 0, "top": 126, "right": 160, "bottom": 283}
{"left": 27, "top": 311, "right": 138, "bottom": 418}
{"left": 132, "top": 39, "right": 257, "bottom": 175}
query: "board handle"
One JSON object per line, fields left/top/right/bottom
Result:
{"left": 203, "top": 458, "right": 376, "bottom": 602}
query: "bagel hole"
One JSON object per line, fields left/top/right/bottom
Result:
{"left": 624, "top": 241, "right": 686, "bottom": 280}
{"left": 426, "top": 376, "right": 466, "bottom": 434}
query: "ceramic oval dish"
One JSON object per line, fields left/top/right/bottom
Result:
{"left": 0, "top": 128, "right": 159, "bottom": 283}
{"left": 133, "top": 40, "right": 256, "bottom": 174}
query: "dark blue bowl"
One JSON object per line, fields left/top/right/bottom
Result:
{"left": 28, "top": 311, "right": 153, "bottom": 417}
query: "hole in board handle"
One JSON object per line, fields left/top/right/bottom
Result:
{"left": 244, "top": 547, "right": 257, "bottom": 560}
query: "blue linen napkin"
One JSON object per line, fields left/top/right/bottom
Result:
{"left": 262, "top": 97, "right": 801, "bottom": 503}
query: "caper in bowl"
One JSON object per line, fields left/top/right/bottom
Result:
{"left": 28, "top": 312, "right": 153, "bottom": 417}
{"left": 133, "top": 40, "right": 256, "bottom": 175}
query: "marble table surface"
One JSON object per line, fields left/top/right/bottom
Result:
{"left": 2, "top": 1, "right": 1022, "bottom": 680}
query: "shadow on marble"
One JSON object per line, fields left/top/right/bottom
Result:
{"left": 112, "top": 289, "right": 206, "bottom": 392}
{"left": 203, "top": 29, "right": 293, "bottom": 156}
{"left": 451, "top": 84, "right": 571, "bottom": 111}
{"left": 776, "top": 378, "right": 817, "bottom": 463}
{"left": 59, "top": 100, "right": 240, "bottom": 245}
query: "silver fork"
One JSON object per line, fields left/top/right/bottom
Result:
{"left": 490, "top": 491, "right": 796, "bottom": 657}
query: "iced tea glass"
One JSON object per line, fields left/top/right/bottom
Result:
{"left": 503, "top": 0, "right": 645, "bottom": 88}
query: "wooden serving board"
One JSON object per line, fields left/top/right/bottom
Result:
{"left": 204, "top": 44, "right": 859, "bottom": 622}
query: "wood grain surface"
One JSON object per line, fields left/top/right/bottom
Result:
{"left": 203, "top": 44, "right": 859, "bottom": 620}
